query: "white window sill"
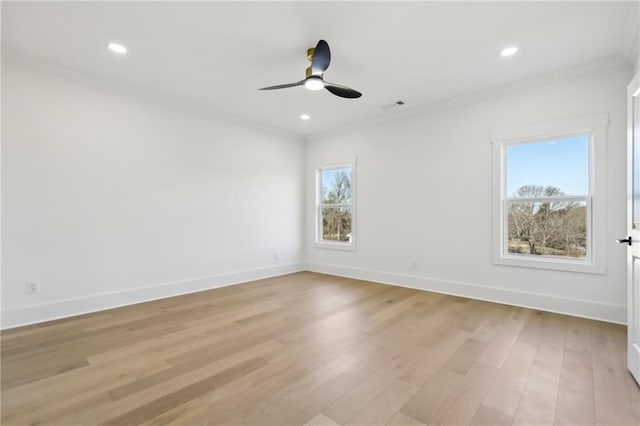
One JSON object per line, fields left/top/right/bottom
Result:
{"left": 313, "top": 241, "right": 356, "bottom": 251}
{"left": 494, "top": 253, "right": 606, "bottom": 274}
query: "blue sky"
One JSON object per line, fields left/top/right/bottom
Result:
{"left": 321, "top": 167, "right": 351, "bottom": 201}
{"left": 506, "top": 134, "right": 589, "bottom": 197}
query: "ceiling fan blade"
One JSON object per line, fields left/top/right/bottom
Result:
{"left": 324, "top": 82, "right": 362, "bottom": 99}
{"left": 259, "top": 80, "right": 305, "bottom": 90}
{"left": 311, "top": 39, "right": 331, "bottom": 75}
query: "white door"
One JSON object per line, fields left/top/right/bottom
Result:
{"left": 624, "top": 71, "right": 640, "bottom": 385}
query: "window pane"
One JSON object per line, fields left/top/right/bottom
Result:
{"left": 321, "top": 207, "right": 352, "bottom": 242}
{"left": 321, "top": 167, "right": 352, "bottom": 204}
{"left": 506, "top": 134, "right": 589, "bottom": 197}
{"left": 507, "top": 200, "right": 587, "bottom": 258}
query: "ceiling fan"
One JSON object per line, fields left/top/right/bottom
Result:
{"left": 259, "top": 40, "right": 362, "bottom": 99}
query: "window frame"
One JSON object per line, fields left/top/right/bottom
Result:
{"left": 492, "top": 114, "right": 608, "bottom": 274}
{"left": 314, "top": 163, "right": 356, "bottom": 251}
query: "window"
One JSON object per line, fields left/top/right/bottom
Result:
{"left": 316, "top": 164, "right": 355, "bottom": 250}
{"left": 492, "top": 114, "right": 608, "bottom": 273}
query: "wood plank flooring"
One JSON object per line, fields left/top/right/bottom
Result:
{"left": 2, "top": 271, "right": 639, "bottom": 425}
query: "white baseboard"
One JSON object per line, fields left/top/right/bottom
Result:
{"left": 3, "top": 261, "right": 625, "bottom": 329}
{"left": 1, "top": 263, "right": 304, "bottom": 330}
{"left": 304, "top": 262, "right": 627, "bottom": 325}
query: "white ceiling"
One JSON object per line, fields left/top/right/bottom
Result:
{"left": 3, "top": 1, "right": 638, "bottom": 136}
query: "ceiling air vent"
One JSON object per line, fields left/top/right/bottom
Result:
{"left": 382, "top": 100, "right": 405, "bottom": 110}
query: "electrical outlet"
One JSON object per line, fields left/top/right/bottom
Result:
{"left": 25, "top": 281, "right": 40, "bottom": 295}
{"left": 273, "top": 251, "right": 280, "bottom": 260}
{"left": 411, "top": 259, "right": 418, "bottom": 269}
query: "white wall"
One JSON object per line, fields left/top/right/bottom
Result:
{"left": 635, "top": 16, "right": 640, "bottom": 75}
{"left": 636, "top": 0, "right": 640, "bottom": 75}
{"left": 305, "top": 64, "right": 631, "bottom": 324}
{"left": 632, "top": 0, "right": 640, "bottom": 75}
{"left": 2, "top": 55, "right": 632, "bottom": 328}
{"left": 2, "top": 59, "right": 304, "bottom": 328}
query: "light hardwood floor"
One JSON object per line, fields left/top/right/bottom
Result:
{"left": 2, "top": 272, "right": 639, "bottom": 425}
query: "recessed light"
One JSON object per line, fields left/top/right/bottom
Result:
{"left": 107, "top": 42, "right": 127, "bottom": 54}
{"left": 500, "top": 46, "right": 518, "bottom": 57}
{"left": 300, "top": 114, "right": 311, "bottom": 121}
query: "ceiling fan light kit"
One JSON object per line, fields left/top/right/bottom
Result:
{"left": 304, "top": 76, "right": 324, "bottom": 91}
{"left": 259, "top": 39, "right": 362, "bottom": 99}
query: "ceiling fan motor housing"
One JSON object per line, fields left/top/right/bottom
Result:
{"left": 258, "top": 40, "right": 362, "bottom": 99}
{"left": 305, "top": 67, "right": 317, "bottom": 79}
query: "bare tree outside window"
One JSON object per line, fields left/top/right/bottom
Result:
{"left": 503, "top": 134, "right": 590, "bottom": 260}
{"left": 318, "top": 167, "right": 353, "bottom": 243}
{"left": 507, "top": 185, "right": 587, "bottom": 257}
